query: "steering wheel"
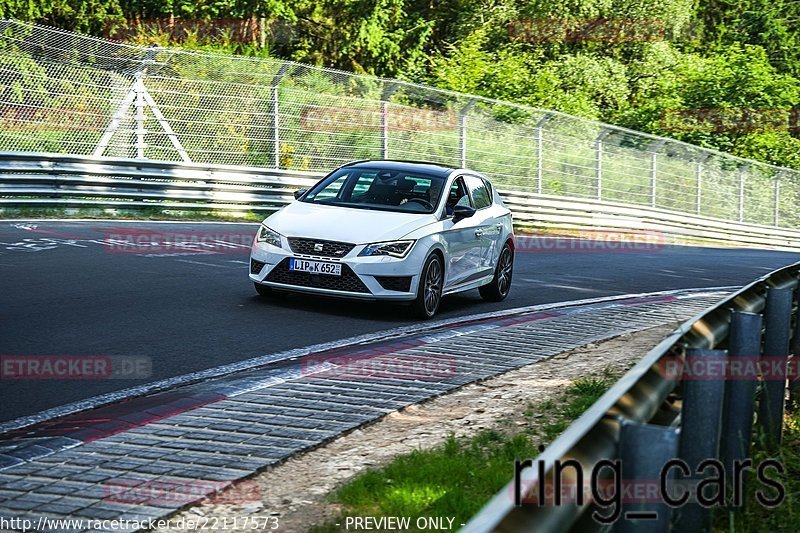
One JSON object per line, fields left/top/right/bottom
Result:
{"left": 406, "top": 198, "right": 434, "bottom": 210}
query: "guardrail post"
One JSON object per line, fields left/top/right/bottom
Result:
{"left": 720, "top": 310, "right": 762, "bottom": 507}
{"left": 758, "top": 287, "right": 793, "bottom": 451}
{"left": 788, "top": 283, "right": 800, "bottom": 412}
{"left": 675, "top": 348, "right": 727, "bottom": 532}
{"left": 617, "top": 420, "right": 678, "bottom": 533}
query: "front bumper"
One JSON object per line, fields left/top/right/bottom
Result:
{"left": 249, "top": 239, "right": 423, "bottom": 301}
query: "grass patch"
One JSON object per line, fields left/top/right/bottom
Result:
{"left": 716, "top": 407, "right": 800, "bottom": 532}
{"left": 311, "top": 371, "right": 617, "bottom": 532}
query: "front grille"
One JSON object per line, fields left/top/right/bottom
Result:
{"left": 251, "top": 258, "right": 266, "bottom": 275}
{"left": 375, "top": 276, "right": 413, "bottom": 292}
{"left": 266, "top": 258, "right": 370, "bottom": 293}
{"left": 288, "top": 238, "right": 355, "bottom": 258}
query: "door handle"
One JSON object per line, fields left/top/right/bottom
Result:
{"left": 475, "top": 230, "right": 483, "bottom": 238}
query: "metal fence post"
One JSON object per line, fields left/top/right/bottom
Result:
{"left": 595, "top": 130, "right": 610, "bottom": 200}
{"left": 270, "top": 63, "right": 290, "bottom": 169}
{"left": 675, "top": 348, "right": 727, "bottom": 532}
{"left": 774, "top": 170, "right": 786, "bottom": 227}
{"left": 695, "top": 161, "right": 702, "bottom": 215}
{"left": 459, "top": 99, "right": 477, "bottom": 169}
{"left": 534, "top": 112, "right": 554, "bottom": 195}
{"left": 595, "top": 138, "right": 603, "bottom": 200}
{"left": 720, "top": 310, "right": 762, "bottom": 507}
{"left": 650, "top": 152, "right": 657, "bottom": 207}
{"left": 536, "top": 127, "right": 543, "bottom": 194}
{"left": 758, "top": 287, "right": 793, "bottom": 451}
{"left": 134, "top": 74, "right": 146, "bottom": 159}
{"left": 617, "top": 420, "right": 679, "bottom": 533}
{"left": 379, "top": 83, "right": 399, "bottom": 161}
{"left": 737, "top": 166, "right": 746, "bottom": 222}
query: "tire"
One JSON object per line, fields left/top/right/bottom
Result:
{"left": 254, "top": 282, "right": 285, "bottom": 298}
{"left": 479, "top": 243, "right": 513, "bottom": 302}
{"left": 412, "top": 253, "right": 444, "bottom": 319}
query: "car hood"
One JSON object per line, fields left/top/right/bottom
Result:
{"left": 264, "top": 202, "right": 438, "bottom": 244}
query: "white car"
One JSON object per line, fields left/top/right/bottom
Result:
{"left": 249, "top": 160, "right": 514, "bottom": 318}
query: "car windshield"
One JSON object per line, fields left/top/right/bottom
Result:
{"left": 301, "top": 168, "right": 446, "bottom": 214}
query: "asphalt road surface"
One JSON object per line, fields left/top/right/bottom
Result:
{"left": 1, "top": 220, "right": 798, "bottom": 423}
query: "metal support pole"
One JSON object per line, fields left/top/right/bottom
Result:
{"left": 533, "top": 112, "right": 554, "bottom": 194}
{"left": 617, "top": 420, "right": 679, "bottom": 533}
{"left": 738, "top": 167, "right": 746, "bottom": 222}
{"left": 774, "top": 170, "right": 786, "bottom": 227}
{"left": 650, "top": 152, "right": 657, "bottom": 207}
{"left": 696, "top": 161, "right": 702, "bottom": 215}
{"left": 134, "top": 76, "right": 146, "bottom": 159}
{"left": 379, "top": 83, "right": 400, "bottom": 161}
{"left": 536, "top": 127, "right": 543, "bottom": 194}
{"left": 459, "top": 98, "right": 477, "bottom": 169}
{"left": 675, "top": 348, "right": 727, "bottom": 532}
{"left": 758, "top": 287, "right": 793, "bottom": 451}
{"left": 381, "top": 101, "right": 389, "bottom": 159}
{"left": 720, "top": 311, "right": 762, "bottom": 506}
{"left": 271, "top": 63, "right": 290, "bottom": 169}
{"left": 272, "top": 85, "right": 280, "bottom": 168}
{"left": 595, "top": 138, "right": 603, "bottom": 200}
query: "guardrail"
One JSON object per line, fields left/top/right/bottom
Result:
{"left": 2, "top": 151, "right": 800, "bottom": 251}
{"left": 463, "top": 261, "right": 800, "bottom": 532}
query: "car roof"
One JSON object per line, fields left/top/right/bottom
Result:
{"left": 342, "top": 160, "right": 454, "bottom": 178}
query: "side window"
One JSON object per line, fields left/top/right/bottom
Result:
{"left": 446, "top": 176, "right": 472, "bottom": 213}
{"left": 464, "top": 175, "right": 491, "bottom": 209}
{"left": 309, "top": 173, "right": 349, "bottom": 201}
{"left": 350, "top": 173, "right": 377, "bottom": 197}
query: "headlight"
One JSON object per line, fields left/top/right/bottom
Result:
{"left": 256, "top": 225, "right": 282, "bottom": 248}
{"left": 358, "top": 240, "right": 415, "bottom": 258}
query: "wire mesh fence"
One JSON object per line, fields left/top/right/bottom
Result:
{"left": 0, "top": 18, "right": 797, "bottom": 228}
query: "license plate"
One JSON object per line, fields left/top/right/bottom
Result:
{"left": 289, "top": 258, "right": 342, "bottom": 276}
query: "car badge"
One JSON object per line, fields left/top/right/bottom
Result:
{"left": 314, "top": 243, "right": 324, "bottom": 252}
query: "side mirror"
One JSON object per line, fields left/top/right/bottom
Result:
{"left": 452, "top": 204, "right": 476, "bottom": 222}
{"left": 293, "top": 189, "right": 307, "bottom": 200}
